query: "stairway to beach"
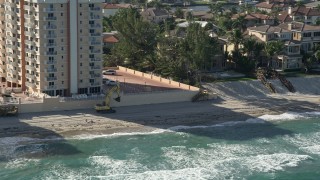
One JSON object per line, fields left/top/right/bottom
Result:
{"left": 269, "top": 79, "right": 290, "bottom": 94}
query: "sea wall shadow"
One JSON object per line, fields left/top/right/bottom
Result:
{"left": 0, "top": 115, "right": 81, "bottom": 162}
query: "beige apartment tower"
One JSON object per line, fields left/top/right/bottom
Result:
{"left": 0, "top": 0, "right": 104, "bottom": 96}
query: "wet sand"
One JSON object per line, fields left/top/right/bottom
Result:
{"left": 0, "top": 93, "right": 319, "bottom": 139}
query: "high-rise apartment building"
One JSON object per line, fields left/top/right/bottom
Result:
{"left": 1, "top": 0, "right": 104, "bottom": 96}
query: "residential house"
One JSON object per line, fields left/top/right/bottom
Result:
{"left": 140, "top": 8, "right": 171, "bottom": 24}
{"left": 248, "top": 22, "right": 320, "bottom": 70}
{"left": 282, "top": 22, "right": 320, "bottom": 53}
{"left": 232, "top": 13, "right": 275, "bottom": 27}
{"left": 305, "top": 1, "right": 320, "bottom": 9}
{"left": 247, "top": 25, "right": 292, "bottom": 42}
{"left": 247, "top": 24, "right": 302, "bottom": 70}
{"left": 103, "top": 32, "right": 119, "bottom": 53}
{"left": 277, "top": 40, "right": 303, "bottom": 70}
{"left": 102, "top": 3, "right": 136, "bottom": 17}
{"left": 255, "top": 1, "right": 290, "bottom": 13}
{"left": 278, "top": 6, "right": 320, "bottom": 25}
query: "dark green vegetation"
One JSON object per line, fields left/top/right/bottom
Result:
{"left": 103, "top": 2, "right": 319, "bottom": 85}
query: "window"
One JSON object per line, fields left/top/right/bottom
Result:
{"left": 314, "top": 32, "right": 320, "bottom": 37}
{"left": 62, "top": 81, "right": 64, "bottom": 84}
{"left": 80, "top": 63, "right": 82, "bottom": 66}
{"left": 303, "top": 32, "right": 311, "bottom": 37}
{"left": 80, "top": 12, "right": 82, "bottom": 16}
{"left": 61, "top": 4, "right": 63, "bottom": 7}
{"left": 61, "top": 13, "right": 63, "bottom": 16}
{"left": 49, "top": 82, "right": 54, "bottom": 86}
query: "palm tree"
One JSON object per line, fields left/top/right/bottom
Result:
{"left": 263, "top": 40, "right": 285, "bottom": 69}
{"left": 227, "top": 28, "right": 243, "bottom": 54}
{"left": 295, "top": 1, "right": 305, "bottom": 7}
{"left": 241, "top": 38, "right": 265, "bottom": 67}
{"left": 232, "top": 15, "right": 247, "bottom": 32}
{"left": 209, "top": 2, "right": 223, "bottom": 16}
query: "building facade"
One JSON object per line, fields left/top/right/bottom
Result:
{"left": 1, "top": 0, "right": 104, "bottom": 97}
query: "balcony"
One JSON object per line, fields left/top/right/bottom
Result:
{"left": 46, "top": 60, "right": 57, "bottom": 64}
{"left": 46, "top": 68, "right": 57, "bottom": 73}
{"left": 26, "top": 74, "right": 35, "bottom": 80}
{"left": 90, "top": 73, "right": 101, "bottom": 78}
{"left": 24, "top": 22, "right": 36, "bottom": 28}
{"left": 90, "top": 41, "right": 101, "bottom": 45}
{"left": 45, "top": 85, "right": 57, "bottom": 90}
{"left": 89, "top": 15, "right": 100, "bottom": 20}
{"left": 90, "top": 66, "right": 101, "bottom": 70}
{"left": 26, "top": 65, "right": 36, "bottom": 71}
{"left": 44, "top": 25, "right": 57, "bottom": 30}
{"left": 5, "top": 10, "right": 16, "bottom": 17}
{"left": 24, "top": 5, "right": 35, "bottom": 11}
{"left": 43, "top": 8, "right": 55, "bottom": 12}
{"left": 89, "top": 24, "right": 102, "bottom": 29}
{"left": 25, "top": 48, "right": 37, "bottom": 54}
{"left": 25, "top": 40, "right": 36, "bottom": 46}
{"left": 24, "top": 14, "right": 35, "bottom": 20}
{"left": 44, "top": 16, "right": 57, "bottom": 21}
{"left": 45, "top": 34, "right": 57, "bottom": 39}
{"left": 6, "top": 76, "right": 18, "bottom": 82}
{"left": 90, "top": 49, "right": 101, "bottom": 54}
{"left": 26, "top": 82, "right": 36, "bottom": 88}
{"left": 89, "top": 7, "right": 101, "bottom": 11}
{"left": 46, "top": 51, "right": 57, "bottom": 56}
{"left": 9, "top": 69, "right": 18, "bottom": 75}
{"left": 89, "top": 32, "right": 101, "bottom": 37}
{"left": 6, "top": 36, "right": 18, "bottom": 42}
{"left": 45, "top": 43, "right": 57, "bottom": 47}
{"left": 90, "top": 57, "right": 101, "bottom": 62}
{"left": 46, "top": 77, "right": 57, "bottom": 81}
{"left": 25, "top": 31, "right": 35, "bottom": 37}
{"left": 90, "top": 82, "right": 101, "bottom": 86}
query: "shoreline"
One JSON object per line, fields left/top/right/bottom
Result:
{"left": 0, "top": 94, "right": 319, "bottom": 140}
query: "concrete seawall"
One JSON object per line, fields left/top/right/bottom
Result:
{"left": 204, "top": 76, "right": 320, "bottom": 99}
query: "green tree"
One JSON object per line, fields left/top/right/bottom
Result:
{"left": 232, "top": 15, "right": 247, "bottom": 32}
{"left": 227, "top": 28, "right": 243, "bottom": 53}
{"left": 209, "top": 2, "right": 223, "bottom": 15}
{"left": 174, "top": 7, "right": 184, "bottom": 19}
{"left": 103, "top": 16, "right": 114, "bottom": 32}
{"left": 295, "top": 1, "right": 305, "bottom": 7}
{"left": 186, "top": 11, "right": 193, "bottom": 22}
{"left": 108, "top": 8, "right": 159, "bottom": 71}
{"left": 183, "top": 23, "right": 218, "bottom": 71}
{"left": 263, "top": 40, "right": 285, "bottom": 68}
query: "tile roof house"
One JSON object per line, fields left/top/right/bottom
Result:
{"left": 248, "top": 22, "right": 320, "bottom": 70}
{"left": 140, "top": 8, "right": 171, "bottom": 24}
{"left": 278, "top": 6, "right": 320, "bottom": 24}
{"left": 103, "top": 33, "right": 119, "bottom": 50}
{"left": 231, "top": 13, "right": 275, "bottom": 27}
{"left": 255, "top": 2, "right": 289, "bottom": 13}
{"left": 102, "top": 3, "right": 136, "bottom": 17}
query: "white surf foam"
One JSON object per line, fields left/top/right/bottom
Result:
{"left": 5, "top": 158, "right": 40, "bottom": 169}
{"left": 244, "top": 153, "right": 311, "bottom": 172}
{"left": 283, "top": 132, "right": 320, "bottom": 156}
{"left": 71, "top": 129, "right": 169, "bottom": 140}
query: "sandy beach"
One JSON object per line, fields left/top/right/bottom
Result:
{"left": 0, "top": 93, "right": 319, "bottom": 139}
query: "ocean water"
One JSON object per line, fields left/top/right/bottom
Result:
{"left": 1, "top": 112, "right": 320, "bottom": 180}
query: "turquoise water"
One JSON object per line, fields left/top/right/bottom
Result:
{"left": 1, "top": 112, "right": 320, "bottom": 179}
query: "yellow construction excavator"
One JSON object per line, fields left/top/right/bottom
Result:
{"left": 95, "top": 81, "right": 121, "bottom": 113}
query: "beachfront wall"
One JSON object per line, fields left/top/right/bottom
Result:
{"left": 17, "top": 90, "right": 198, "bottom": 113}
{"left": 118, "top": 66, "right": 200, "bottom": 91}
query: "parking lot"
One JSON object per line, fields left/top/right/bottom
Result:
{"left": 102, "top": 69, "right": 181, "bottom": 94}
